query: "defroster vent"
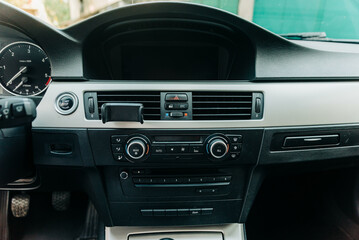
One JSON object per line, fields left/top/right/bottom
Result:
{"left": 97, "top": 91, "right": 161, "bottom": 120}
{"left": 192, "top": 92, "right": 253, "bottom": 120}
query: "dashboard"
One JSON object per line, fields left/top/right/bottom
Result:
{"left": 1, "top": 0, "right": 359, "bottom": 229}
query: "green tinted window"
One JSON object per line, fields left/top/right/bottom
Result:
{"left": 253, "top": 0, "right": 359, "bottom": 39}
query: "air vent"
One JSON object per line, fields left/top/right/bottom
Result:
{"left": 97, "top": 91, "right": 161, "bottom": 120}
{"left": 192, "top": 92, "right": 253, "bottom": 120}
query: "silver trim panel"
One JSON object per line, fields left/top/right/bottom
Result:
{"left": 33, "top": 81, "right": 359, "bottom": 129}
{"left": 106, "top": 224, "right": 245, "bottom": 240}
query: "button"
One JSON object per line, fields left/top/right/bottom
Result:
{"left": 169, "top": 112, "right": 184, "bottom": 118}
{"left": 165, "top": 93, "right": 188, "bottom": 102}
{"left": 151, "top": 178, "right": 163, "bottom": 184}
{"left": 55, "top": 93, "right": 78, "bottom": 115}
{"left": 165, "top": 178, "right": 177, "bottom": 184}
{"left": 208, "top": 177, "right": 217, "bottom": 182}
{"left": 2, "top": 108, "right": 10, "bottom": 119}
{"left": 133, "top": 178, "right": 141, "bottom": 184}
{"left": 229, "top": 153, "right": 240, "bottom": 160}
{"left": 167, "top": 177, "right": 182, "bottom": 184}
{"left": 189, "top": 145, "right": 203, "bottom": 154}
{"left": 178, "top": 209, "right": 190, "bottom": 216}
{"left": 165, "top": 103, "right": 175, "bottom": 110}
{"left": 202, "top": 177, "right": 214, "bottom": 183}
{"left": 189, "top": 208, "right": 201, "bottom": 216}
{"left": 12, "top": 103, "right": 26, "bottom": 117}
{"left": 119, "top": 171, "right": 128, "bottom": 180}
{"left": 179, "top": 145, "right": 189, "bottom": 153}
{"left": 133, "top": 178, "right": 148, "bottom": 184}
{"left": 158, "top": 178, "right": 167, "bottom": 184}
{"left": 201, "top": 208, "right": 213, "bottom": 215}
{"left": 181, "top": 177, "right": 192, "bottom": 184}
{"left": 204, "top": 176, "right": 217, "bottom": 183}
{"left": 153, "top": 209, "right": 165, "bottom": 216}
{"left": 152, "top": 145, "right": 166, "bottom": 154}
{"left": 2, "top": 108, "right": 9, "bottom": 115}
{"left": 166, "top": 145, "right": 180, "bottom": 153}
{"left": 128, "top": 142, "right": 145, "bottom": 158}
{"left": 217, "top": 176, "right": 232, "bottom": 182}
{"left": 211, "top": 142, "right": 227, "bottom": 157}
{"left": 166, "top": 209, "right": 177, "bottom": 216}
{"left": 230, "top": 144, "right": 241, "bottom": 153}
{"left": 111, "top": 135, "right": 127, "bottom": 144}
{"left": 112, "top": 144, "right": 124, "bottom": 153}
{"left": 228, "top": 135, "right": 243, "bottom": 143}
{"left": 197, "top": 188, "right": 218, "bottom": 194}
{"left": 178, "top": 103, "right": 188, "bottom": 109}
{"left": 191, "top": 177, "right": 205, "bottom": 183}
{"left": 141, "top": 209, "right": 153, "bottom": 217}
{"left": 142, "top": 178, "right": 153, "bottom": 184}
{"left": 58, "top": 95, "right": 74, "bottom": 111}
{"left": 113, "top": 153, "right": 125, "bottom": 161}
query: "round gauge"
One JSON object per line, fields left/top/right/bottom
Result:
{"left": 0, "top": 42, "right": 51, "bottom": 96}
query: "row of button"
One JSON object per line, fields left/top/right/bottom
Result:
{"left": 165, "top": 103, "right": 188, "bottom": 110}
{"left": 152, "top": 144, "right": 203, "bottom": 154}
{"left": 133, "top": 176, "right": 232, "bottom": 184}
{"left": 141, "top": 208, "right": 213, "bottom": 217}
{"left": 227, "top": 136, "right": 243, "bottom": 161}
{"left": 111, "top": 135, "right": 128, "bottom": 161}
{"left": 112, "top": 143, "right": 125, "bottom": 161}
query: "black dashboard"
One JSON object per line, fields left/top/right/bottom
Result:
{"left": 1, "top": 0, "right": 359, "bottom": 229}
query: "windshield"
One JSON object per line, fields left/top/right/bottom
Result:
{"left": 4, "top": 0, "right": 359, "bottom": 40}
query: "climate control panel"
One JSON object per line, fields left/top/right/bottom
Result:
{"left": 110, "top": 133, "right": 243, "bottom": 163}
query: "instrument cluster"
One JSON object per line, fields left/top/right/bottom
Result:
{"left": 0, "top": 42, "right": 51, "bottom": 96}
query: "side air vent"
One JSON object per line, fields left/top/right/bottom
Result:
{"left": 192, "top": 92, "right": 253, "bottom": 120}
{"left": 97, "top": 91, "right": 161, "bottom": 120}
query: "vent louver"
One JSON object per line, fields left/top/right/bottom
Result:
{"left": 97, "top": 91, "right": 161, "bottom": 120}
{"left": 192, "top": 92, "right": 253, "bottom": 120}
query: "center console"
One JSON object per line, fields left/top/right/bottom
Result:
{"left": 88, "top": 129, "right": 263, "bottom": 226}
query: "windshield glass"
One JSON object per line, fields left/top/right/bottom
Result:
{"left": 4, "top": 0, "right": 359, "bottom": 40}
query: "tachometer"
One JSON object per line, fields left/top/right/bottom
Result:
{"left": 0, "top": 42, "right": 51, "bottom": 96}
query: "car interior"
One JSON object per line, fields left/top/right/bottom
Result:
{"left": 1, "top": 0, "right": 359, "bottom": 239}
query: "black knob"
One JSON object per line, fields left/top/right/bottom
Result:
{"left": 120, "top": 171, "right": 129, "bottom": 180}
{"left": 206, "top": 136, "right": 229, "bottom": 161}
{"left": 125, "top": 136, "right": 149, "bottom": 162}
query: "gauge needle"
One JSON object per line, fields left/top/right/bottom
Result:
{"left": 13, "top": 77, "right": 27, "bottom": 92}
{"left": 6, "top": 66, "right": 27, "bottom": 86}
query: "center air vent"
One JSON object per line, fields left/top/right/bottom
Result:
{"left": 192, "top": 92, "right": 253, "bottom": 120}
{"left": 97, "top": 91, "right": 161, "bottom": 120}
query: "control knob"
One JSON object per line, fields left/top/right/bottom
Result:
{"left": 206, "top": 135, "right": 229, "bottom": 161}
{"left": 125, "top": 136, "right": 150, "bottom": 162}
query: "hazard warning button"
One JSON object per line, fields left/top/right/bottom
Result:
{"left": 165, "top": 93, "right": 188, "bottom": 102}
